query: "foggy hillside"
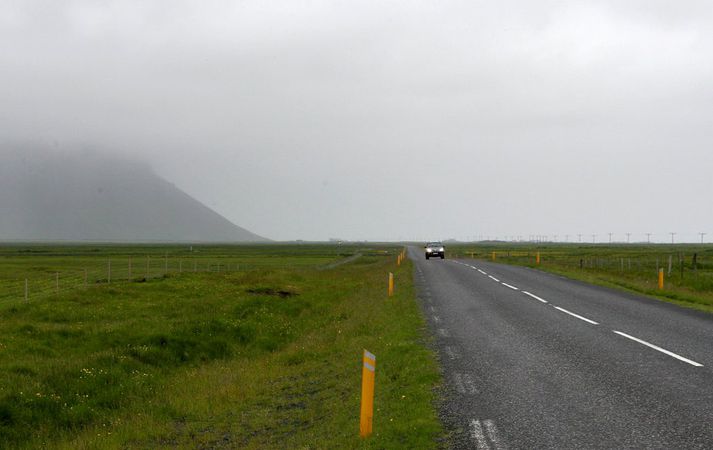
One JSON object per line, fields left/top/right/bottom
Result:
{"left": 0, "top": 148, "right": 267, "bottom": 242}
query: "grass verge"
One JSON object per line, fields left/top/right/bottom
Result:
{"left": 0, "top": 247, "right": 443, "bottom": 449}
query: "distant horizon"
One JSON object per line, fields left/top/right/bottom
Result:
{"left": 1, "top": 237, "right": 711, "bottom": 245}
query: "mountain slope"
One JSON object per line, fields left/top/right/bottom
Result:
{"left": 0, "top": 149, "right": 267, "bottom": 242}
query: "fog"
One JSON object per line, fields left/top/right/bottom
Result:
{"left": 1, "top": 1, "right": 712, "bottom": 242}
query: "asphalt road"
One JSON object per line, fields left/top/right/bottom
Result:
{"left": 410, "top": 248, "right": 713, "bottom": 449}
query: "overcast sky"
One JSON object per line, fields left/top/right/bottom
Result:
{"left": 1, "top": 1, "right": 712, "bottom": 242}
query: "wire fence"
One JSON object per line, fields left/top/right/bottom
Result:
{"left": 453, "top": 249, "right": 713, "bottom": 292}
{"left": 0, "top": 257, "right": 293, "bottom": 304}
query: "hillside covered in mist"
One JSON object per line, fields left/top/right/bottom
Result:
{"left": 0, "top": 148, "right": 267, "bottom": 242}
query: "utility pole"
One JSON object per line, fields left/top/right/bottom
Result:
{"left": 608, "top": 233, "right": 613, "bottom": 244}
{"left": 626, "top": 233, "right": 631, "bottom": 244}
{"left": 578, "top": 234, "right": 582, "bottom": 243}
{"left": 592, "top": 234, "right": 596, "bottom": 244}
{"left": 700, "top": 232, "right": 707, "bottom": 244}
{"left": 646, "top": 233, "right": 652, "bottom": 244}
{"left": 670, "top": 232, "right": 676, "bottom": 244}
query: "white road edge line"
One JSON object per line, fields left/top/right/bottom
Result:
{"left": 522, "top": 291, "right": 548, "bottom": 303}
{"left": 553, "top": 306, "right": 599, "bottom": 325}
{"left": 501, "top": 282, "right": 519, "bottom": 290}
{"left": 488, "top": 275, "right": 500, "bottom": 282}
{"left": 613, "top": 330, "right": 704, "bottom": 367}
{"left": 469, "top": 419, "right": 491, "bottom": 450}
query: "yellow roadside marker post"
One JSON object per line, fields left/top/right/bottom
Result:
{"left": 388, "top": 272, "right": 394, "bottom": 297}
{"left": 658, "top": 268, "right": 664, "bottom": 290}
{"left": 536, "top": 252, "right": 541, "bottom": 265}
{"left": 360, "top": 350, "right": 376, "bottom": 438}
{"left": 491, "top": 251, "right": 496, "bottom": 261}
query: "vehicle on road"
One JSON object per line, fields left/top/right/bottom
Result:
{"left": 425, "top": 242, "right": 445, "bottom": 259}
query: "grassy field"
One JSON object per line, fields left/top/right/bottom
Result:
{"left": 0, "top": 244, "right": 443, "bottom": 449}
{"left": 447, "top": 242, "right": 713, "bottom": 313}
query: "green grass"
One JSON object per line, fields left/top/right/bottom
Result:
{"left": 0, "top": 243, "right": 384, "bottom": 301}
{"left": 447, "top": 242, "right": 713, "bottom": 313}
{"left": 0, "top": 244, "right": 443, "bottom": 449}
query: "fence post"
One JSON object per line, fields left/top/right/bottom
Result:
{"left": 658, "top": 268, "right": 664, "bottom": 290}
{"left": 693, "top": 253, "right": 698, "bottom": 273}
{"left": 667, "top": 255, "right": 673, "bottom": 277}
{"left": 388, "top": 273, "right": 394, "bottom": 297}
{"left": 360, "top": 350, "right": 376, "bottom": 438}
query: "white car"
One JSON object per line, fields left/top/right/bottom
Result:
{"left": 425, "top": 242, "right": 445, "bottom": 259}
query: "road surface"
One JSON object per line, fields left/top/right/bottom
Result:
{"left": 410, "top": 248, "right": 713, "bottom": 449}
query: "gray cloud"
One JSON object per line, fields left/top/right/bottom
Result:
{"left": 1, "top": 1, "right": 712, "bottom": 241}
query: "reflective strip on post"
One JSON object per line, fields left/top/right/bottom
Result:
{"left": 360, "top": 349, "right": 376, "bottom": 438}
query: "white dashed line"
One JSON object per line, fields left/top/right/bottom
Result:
{"left": 453, "top": 373, "right": 466, "bottom": 394}
{"left": 463, "top": 373, "right": 478, "bottom": 394}
{"left": 488, "top": 275, "right": 500, "bottom": 282}
{"left": 613, "top": 331, "right": 704, "bottom": 367}
{"left": 478, "top": 269, "right": 487, "bottom": 275}
{"left": 469, "top": 419, "right": 490, "bottom": 449}
{"left": 501, "top": 282, "right": 519, "bottom": 290}
{"left": 454, "top": 372, "right": 478, "bottom": 394}
{"left": 469, "top": 419, "right": 505, "bottom": 449}
{"left": 522, "top": 291, "right": 548, "bottom": 303}
{"left": 554, "top": 306, "right": 599, "bottom": 325}
{"left": 444, "top": 345, "right": 461, "bottom": 360}
{"left": 433, "top": 315, "right": 441, "bottom": 323}
{"left": 483, "top": 420, "right": 505, "bottom": 450}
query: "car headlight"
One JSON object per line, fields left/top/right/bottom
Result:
{"left": 439, "top": 247, "right": 444, "bottom": 252}
{"left": 426, "top": 248, "right": 432, "bottom": 252}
